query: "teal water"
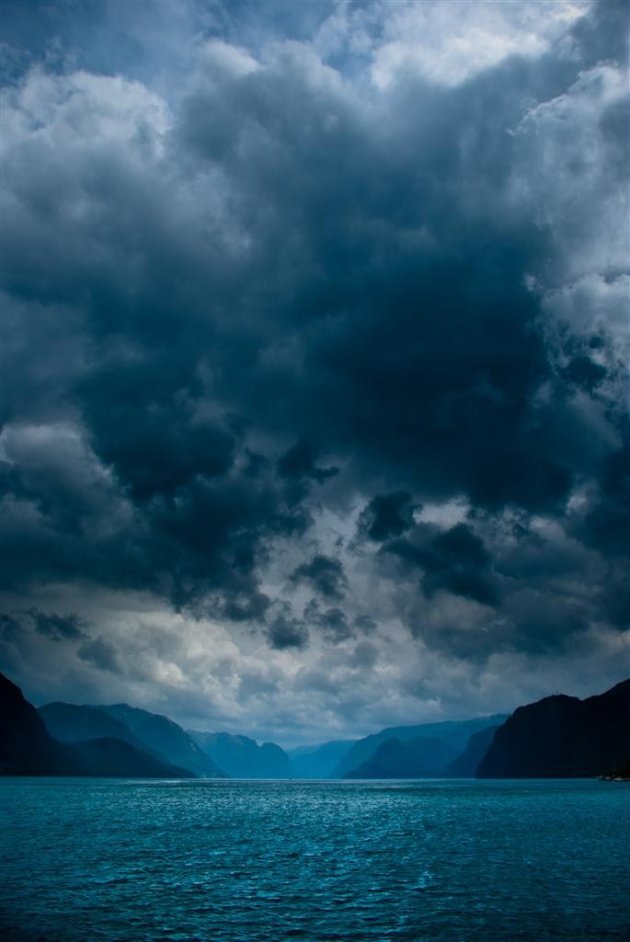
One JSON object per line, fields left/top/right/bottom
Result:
{"left": 1, "top": 778, "right": 628, "bottom": 942}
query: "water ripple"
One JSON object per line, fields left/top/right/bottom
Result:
{"left": 1, "top": 779, "right": 629, "bottom": 942}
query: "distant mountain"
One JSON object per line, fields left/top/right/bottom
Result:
{"left": 477, "top": 679, "right": 630, "bottom": 778}
{"left": 60, "top": 736, "right": 195, "bottom": 778}
{"left": 190, "top": 731, "right": 291, "bottom": 778}
{"left": 39, "top": 702, "right": 150, "bottom": 753}
{"left": 333, "top": 715, "right": 507, "bottom": 779}
{"left": 288, "top": 740, "right": 357, "bottom": 778}
{"left": 1, "top": 673, "right": 193, "bottom": 778}
{"left": 444, "top": 725, "right": 501, "bottom": 777}
{"left": 346, "top": 735, "right": 458, "bottom": 778}
{"left": 99, "top": 704, "right": 224, "bottom": 778}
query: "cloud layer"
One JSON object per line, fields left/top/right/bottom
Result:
{"left": 1, "top": 0, "right": 628, "bottom": 742}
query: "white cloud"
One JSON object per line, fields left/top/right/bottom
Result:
{"left": 316, "top": 0, "right": 591, "bottom": 89}
{"left": 511, "top": 64, "right": 629, "bottom": 283}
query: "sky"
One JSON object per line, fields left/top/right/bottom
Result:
{"left": 1, "top": 0, "right": 628, "bottom": 747}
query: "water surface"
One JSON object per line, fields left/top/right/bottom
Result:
{"left": 1, "top": 778, "right": 628, "bottom": 941}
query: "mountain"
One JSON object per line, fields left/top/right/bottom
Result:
{"left": 444, "top": 725, "right": 501, "bottom": 777}
{"left": 346, "top": 735, "right": 458, "bottom": 778}
{"left": 288, "top": 740, "right": 357, "bottom": 778}
{"left": 477, "top": 679, "right": 630, "bottom": 778}
{"left": 0, "top": 673, "right": 193, "bottom": 777}
{"left": 190, "top": 731, "right": 291, "bottom": 778}
{"left": 602, "top": 755, "right": 630, "bottom": 781}
{"left": 58, "top": 737, "right": 194, "bottom": 778}
{"left": 1, "top": 672, "right": 61, "bottom": 774}
{"left": 99, "top": 704, "right": 224, "bottom": 778}
{"left": 333, "top": 715, "right": 507, "bottom": 778}
{"left": 39, "top": 702, "right": 151, "bottom": 752}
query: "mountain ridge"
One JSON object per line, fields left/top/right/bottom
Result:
{"left": 478, "top": 679, "right": 630, "bottom": 778}
{"left": 333, "top": 715, "right": 508, "bottom": 778}
{"left": 189, "top": 730, "right": 292, "bottom": 778}
{"left": 1, "top": 673, "right": 193, "bottom": 778}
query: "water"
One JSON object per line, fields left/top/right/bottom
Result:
{"left": 1, "top": 778, "right": 628, "bottom": 942}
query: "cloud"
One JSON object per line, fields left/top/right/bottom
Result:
{"left": 0, "top": 0, "right": 627, "bottom": 739}
{"left": 367, "top": 0, "right": 591, "bottom": 89}
{"left": 266, "top": 604, "right": 309, "bottom": 651}
{"left": 78, "top": 635, "right": 122, "bottom": 673}
{"left": 291, "top": 554, "right": 348, "bottom": 601}
{"left": 277, "top": 440, "right": 339, "bottom": 485}
{"left": 31, "top": 610, "right": 87, "bottom": 642}
{"left": 385, "top": 523, "right": 500, "bottom": 608}
{"left": 359, "top": 491, "right": 417, "bottom": 541}
{"left": 304, "top": 599, "right": 354, "bottom": 644}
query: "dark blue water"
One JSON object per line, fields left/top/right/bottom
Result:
{"left": 1, "top": 778, "right": 629, "bottom": 942}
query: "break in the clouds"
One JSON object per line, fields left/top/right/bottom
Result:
{"left": 1, "top": 0, "right": 628, "bottom": 744}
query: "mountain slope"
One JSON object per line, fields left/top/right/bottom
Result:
{"left": 64, "top": 737, "right": 194, "bottom": 777}
{"left": 191, "top": 731, "right": 291, "bottom": 778}
{"left": 39, "top": 702, "right": 150, "bottom": 752}
{"left": 346, "top": 735, "right": 458, "bottom": 778}
{"left": 1, "top": 673, "right": 61, "bottom": 774}
{"left": 444, "top": 725, "right": 501, "bottom": 777}
{"left": 477, "top": 679, "right": 630, "bottom": 778}
{"left": 334, "top": 715, "right": 507, "bottom": 778}
{"left": 99, "top": 704, "right": 224, "bottom": 778}
{"left": 1, "top": 673, "right": 193, "bottom": 778}
{"left": 288, "top": 740, "right": 357, "bottom": 778}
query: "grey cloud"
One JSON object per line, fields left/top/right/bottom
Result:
{"left": 0, "top": 613, "right": 23, "bottom": 644}
{"left": 291, "top": 555, "right": 348, "bottom": 602}
{"left": 277, "top": 440, "right": 339, "bottom": 485}
{"left": 266, "top": 608, "right": 309, "bottom": 651}
{"left": 31, "top": 610, "right": 88, "bottom": 642}
{"left": 359, "top": 491, "right": 417, "bottom": 542}
{"left": 304, "top": 599, "right": 353, "bottom": 644}
{"left": 78, "top": 635, "right": 122, "bottom": 673}
{"left": 0, "top": 0, "right": 627, "bottom": 689}
{"left": 574, "top": 434, "right": 630, "bottom": 561}
{"left": 385, "top": 523, "right": 500, "bottom": 608}
{"left": 353, "top": 615, "right": 377, "bottom": 635}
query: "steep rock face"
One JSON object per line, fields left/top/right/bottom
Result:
{"left": 1, "top": 674, "right": 193, "bottom": 777}
{"left": 0, "top": 673, "right": 61, "bottom": 774}
{"left": 478, "top": 679, "right": 630, "bottom": 778}
{"left": 191, "top": 731, "right": 291, "bottom": 778}
{"left": 346, "top": 736, "right": 458, "bottom": 779}
{"left": 99, "top": 704, "right": 224, "bottom": 778}
{"left": 444, "top": 726, "right": 500, "bottom": 777}
{"left": 334, "top": 715, "right": 507, "bottom": 778}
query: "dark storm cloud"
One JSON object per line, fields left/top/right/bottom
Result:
{"left": 359, "top": 491, "right": 417, "bottom": 542}
{"left": 0, "top": 0, "right": 628, "bottom": 674}
{"left": 78, "top": 378, "right": 237, "bottom": 502}
{"left": 277, "top": 440, "right": 338, "bottom": 485}
{"left": 564, "top": 355, "right": 607, "bottom": 393}
{"left": 175, "top": 50, "right": 561, "bottom": 513}
{"left": 385, "top": 523, "right": 500, "bottom": 608}
{"left": 78, "top": 635, "right": 122, "bottom": 673}
{"left": 0, "top": 423, "right": 310, "bottom": 621}
{"left": 574, "top": 433, "right": 630, "bottom": 560}
{"left": 0, "top": 614, "right": 23, "bottom": 644}
{"left": 291, "top": 555, "right": 348, "bottom": 602}
{"left": 266, "top": 605, "right": 309, "bottom": 650}
{"left": 31, "top": 610, "right": 87, "bottom": 642}
{"left": 304, "top": 599, "right": 353, "bottom": 644}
